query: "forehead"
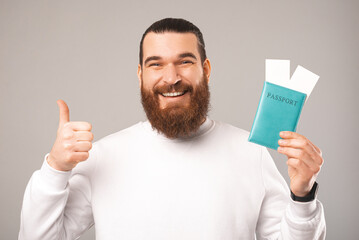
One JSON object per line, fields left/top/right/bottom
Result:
{"left": 142, "top": 32, "right": 199, "bottom": 60}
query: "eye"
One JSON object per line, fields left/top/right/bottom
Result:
{"left": 149, "top": 63, "right": 161, "bottom": 67}
{"left": 181, "top": 60, "right": 194, "bottom": 65}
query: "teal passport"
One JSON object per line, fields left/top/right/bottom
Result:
{"left": 248, "top": 81, "right": 307, "bottom": 150}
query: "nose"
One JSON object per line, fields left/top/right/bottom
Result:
{"left": 163, "top": 64, "right": 181, "bottom": 85}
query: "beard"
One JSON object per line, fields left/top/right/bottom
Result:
{"left": 141, "top": 75, "right": 210, "bottom": 139}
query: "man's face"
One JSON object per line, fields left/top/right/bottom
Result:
{"left": 138, "top": 32, "right": 211, "bottom": 138}
{"left": 139, "top": 32, "right": 210, "bottom": 109}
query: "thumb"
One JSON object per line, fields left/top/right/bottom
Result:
{"left": 57, "top": 99, "right": 70, "bottom": 126}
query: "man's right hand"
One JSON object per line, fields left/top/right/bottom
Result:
{"left": 47, "top": 100, "right": 93, "bottom": 171}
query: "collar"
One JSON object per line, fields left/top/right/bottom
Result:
{"left": 142, "top": 117, "right": 215, "bottom": 142}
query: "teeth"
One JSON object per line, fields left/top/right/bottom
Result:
{"left": 162, "top": 92, "right": 184, "bottom": 97}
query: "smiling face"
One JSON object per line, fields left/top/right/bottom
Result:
{"left": 138, "top": 32, "right": 211, "bottom": 138}
{"left": 138, "top": 32, "right": 210, "bottom": 109}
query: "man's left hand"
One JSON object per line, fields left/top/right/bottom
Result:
{"left": 277, "top": 131, "right": 324, "bottom": 197}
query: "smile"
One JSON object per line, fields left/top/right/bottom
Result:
{"left": 161, "top": 91, "right": 186, "bottom": 97}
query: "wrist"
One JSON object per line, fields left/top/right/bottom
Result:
{"left": 291, "top": 182, "right": 318, "bottom": 202}
{"left": 41, "top": 154, "right": 72, "bottom": 190}
{"left": 46, "top": 154, "right": 72, "bottom": 172}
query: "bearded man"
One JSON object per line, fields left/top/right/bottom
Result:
{"left": 19, "top": 18, "right": 326, "bottom": 240}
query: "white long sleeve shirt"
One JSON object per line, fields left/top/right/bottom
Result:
{"left": 19, "top": 119, "right": 326, "bottom": 239}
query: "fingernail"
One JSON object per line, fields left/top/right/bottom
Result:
{"left": 278, "top": 139, "right": 285, "bottom": 145}
{"left": 280, "top": 131, "right": 286, "bottom": 137}
{"left": 277, "top": 147, "right": 283, "bottom": 152}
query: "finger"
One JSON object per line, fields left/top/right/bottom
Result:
{"left": 70, "top": 152, "right": 90, "bottom": 162}
{"left": 278, "top": 138, "right": 316, "bottom": 155}
{"left": 75, "top": 131, "right": 94, "bottom": 141}
{"left": 57, "top": 99, "right": 70, "bottom": 127}
{"left": 279, "top": 131, "right": 305, "bottom": 140}
{"left": 306, "top": 138, "right": 322, "bottom": 155}
{"left": 65, "top": 121, "right": 92, "bottom": 131}
{"left": 286, "top": 158, "right": 313, "bottom": 179}
{"left": 282, "top": 131, "right": 321, "bottom": 154}
{"left": 278, "top": 137, "right": 323, "bottom": 165}
{"left": 278, "top": 147, "right": 320, "bottom": 172}
{"left": 73, "top": 141, "right": 92, "bottom": 152}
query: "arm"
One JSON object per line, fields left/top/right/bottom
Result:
{"left": 256, "top": 147, "right": 326, "bottom": 239}
{"left": 19, "top": 100, "right": 95, "bottom": 240}
{"left": 19, "top": 154, "right": 96, "bottom": 239}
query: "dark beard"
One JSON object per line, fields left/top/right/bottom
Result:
{"left": 141, "top": 76, "right": 210, "bottom": 139}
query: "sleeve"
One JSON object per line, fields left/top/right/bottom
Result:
{"left": 255, "top": 147, "right": 326, "bottom": 240}
{"left": 18, "top": 146, "right": 97, "bottom": 240}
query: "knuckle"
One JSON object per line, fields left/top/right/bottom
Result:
{"left": 298, "top": 151, "right": 305, "bottom": 159}
{"left": 298, "top": 134, "right": 306, "bottom": 140}
{"left": 63, "top": 130, "right": 74, "bottom": 139}
{"left": 297, "top": 139, "right": 306, "bottom": 147}
{"left": 82, "top": 152, "right": 89, "bottom": 161}
{"left": 63, "top": 143, "right": 72, "bottom": 150}
{"left": 280, "top": 147, "right": 287, "bottom": 153}
{"left": 74, "top": 158, "right": 82, "bottom": 164}
{"left": 313, "top": 166, "right": 321, "bottom": 174}
{"left": 68, "top": 153, "right": 78, "bottom": 162}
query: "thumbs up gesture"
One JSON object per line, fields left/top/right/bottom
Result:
{"left": 47, "top": 100, "right": 94, "bottom": 171}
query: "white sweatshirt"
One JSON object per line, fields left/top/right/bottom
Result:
{"left": 19, "top": 119, "right": 326, "bottom": 240}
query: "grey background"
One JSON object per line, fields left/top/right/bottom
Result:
{"left": 1, "top": 0, "right": 358, "bottom": 239}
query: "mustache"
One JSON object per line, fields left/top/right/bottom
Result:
{"left": 153, "top": 82, "right": 193, "bottom": 95}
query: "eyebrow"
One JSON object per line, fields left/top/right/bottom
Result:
{"left": 178, "top": 52, "right": 197, "bottom": 60}
{"left": 144, "top": 52, "right": 198, "bottom": 66}
{"left": 144, "top": 56, "right": 162, "bottom": 66}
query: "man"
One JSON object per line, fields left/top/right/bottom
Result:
{"left": 19, "top": 18, "right": 326, "bottom": 239}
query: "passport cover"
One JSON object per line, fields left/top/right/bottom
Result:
{"left": 248, "top": 81, "right": 307, "bottom": 150}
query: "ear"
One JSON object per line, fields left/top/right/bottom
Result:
{"left": 137, "top": 64, "right": 142, "bottom": 88}
{"left": 203, "top": 58, "right": 211, "bottom": 83}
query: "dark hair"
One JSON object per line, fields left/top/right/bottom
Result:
{"left": 139, "top": 18, "right": 207, "bottom": 66}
